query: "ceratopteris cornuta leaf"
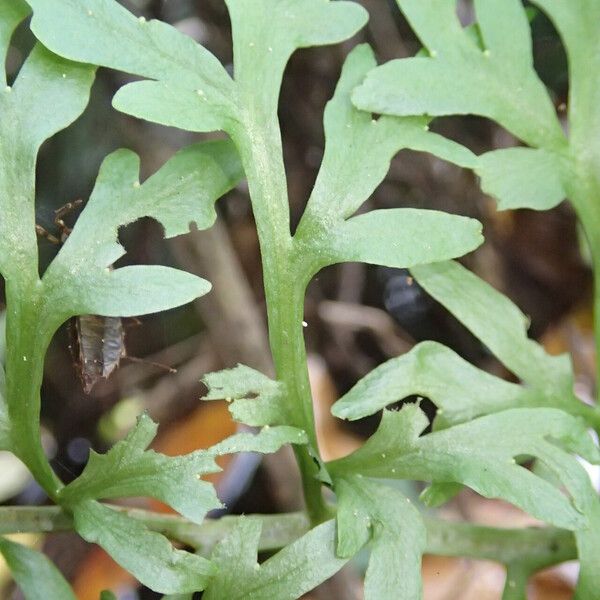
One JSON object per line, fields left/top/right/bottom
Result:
{"left": 63, "top": 416, "right": 306, "bottom": 594}
{"left": 0, "top": 0, "right": 597, "bottom": 598}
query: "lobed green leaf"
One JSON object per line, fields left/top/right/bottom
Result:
{"left": 408, "top": 261, "right": 600, "bottom": 429}
{"left": 333, "top": 262, "right": 600, "bottom": 430}
{"left": 61, "top": 418, "right": 306, "bottom": 593}
{"left": 60, "top": 414, "right": 221, "bottom": 524}
{"left": 203, "top": 518, "right": 347, "bottom": 600}
{"left": 353, "top": 0, "right": 565, "bottom": 150}
{"left": 335, "top": 476, "right": 425, "bottom": 600}
{"left": 27, "top": 0, "right": 367, "bottom": 138}
{"left": 411, "top": 261, "right": 572, "bottom": 395}
{"left": 72, "top": 500, "right": 214, "bottom": 595}
{"left": 294, "top": 44, "right": 482, "bottom": 275}
{"left": 300, "top": 44, "right": 476, "bottom": 225}
{"left": 0, "top": 536, "right": 76, "bottom": 600}
{"left": 112, "top": 0, "right": 367, "bottom": 134}
{"left": 202, "top": 364, "right": 287, "bottom": 427}
{"left": 41, "top": 140, "right": 242, "bottom": 323}
{"left": 332, "top": 340, "right": 543, "bottom": 426}
{"left": 329, "top": 404, "right": 599, "bottom": 530}
{"left": 61, "top": 413, "right": 306, "bottom": 524}
{"left": 349, "top": 0, "right": 600, "bottom": 220}
{"left": 47, "top": 140, "right": 241, "bottom": 262}
{"left": 26, "top": 0, "right": 234, "bottom": 91}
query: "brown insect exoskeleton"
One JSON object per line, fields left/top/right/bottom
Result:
{"left": 73, "top": 314, "right": 126, "bottom": 394}
{"left": 36, "top": 202, "right": 174, "bottom": 394}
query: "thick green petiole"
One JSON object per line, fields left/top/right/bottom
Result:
{"left": 0, "top": 504, "right": 576, "bottom": 571}
{"left": 232, "top": 119, "right": 328, "bottom": 524}
{"left": 4, "top": 279, "right": 62, "bottom": 499}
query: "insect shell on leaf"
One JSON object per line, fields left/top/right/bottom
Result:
{"left": 70, "top": 314, "right": 126, "bottom": 394}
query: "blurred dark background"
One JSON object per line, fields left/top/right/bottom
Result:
{"left": 1, "top": 1, "right": 593, "bottom": 598}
